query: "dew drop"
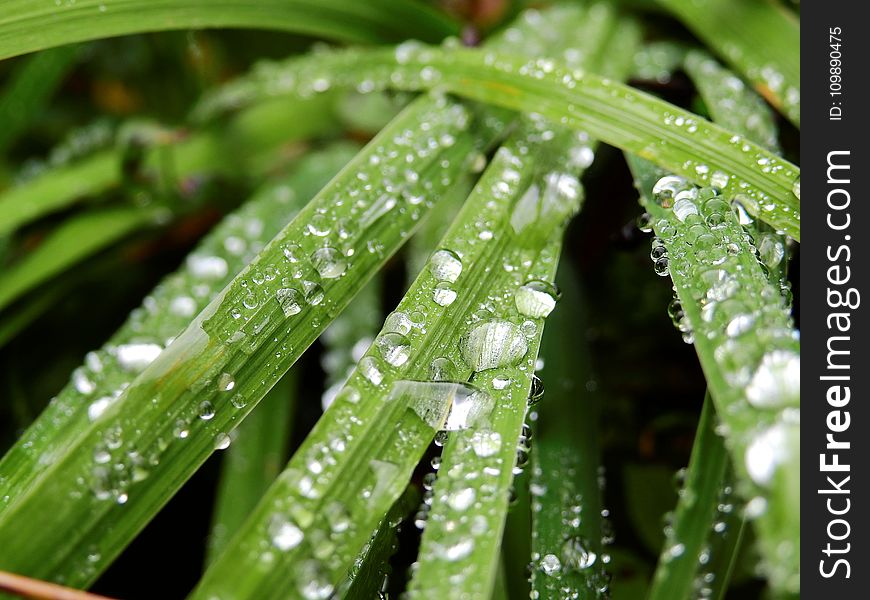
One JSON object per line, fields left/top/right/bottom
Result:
{"left": 311, "top": 247, "right": 347, "bottom": 278}
{"left": 375, "top": 332, "right": 411, "bottom": 367}
{"left": 432, "top": 282, "right": 457, "bottom": 306}
{"left": 276, "top": 288, "right": 303, "bottom": 316}
{"left": 429, "top": 249, "right": 462, "bottom": 283}
{"left": 269, "top": 514, "right": 304, "bottom": 550}
{"left": 460, "top": 321, "right": 529, "bottom": 372}
{"left": 214, "top": 432, "right": 231, "bottom": 450}
{"left": 217, "top": 372, "right": 235, "bottom": 392}
{"left": 515, "top": 280, "right": 560, "bottom": 318}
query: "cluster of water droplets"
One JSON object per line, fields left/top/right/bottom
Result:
{"left": 528, "top": 450, "right": 613, "bottom": 599}
{"left": 644, "top": 175, "right": 799, "bottom": 524}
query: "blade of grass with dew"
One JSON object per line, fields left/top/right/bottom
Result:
{"left": 0, "top": 143, "right": 357, "bottom": 519}
{"left": 0, "top": 94, "right": 483, "bottom": 586}
{"left": 409, "top": 10, "right": 639, "bottom": 598}
{"left": 530, "top": 260, "right": 608, "bottom": 600}
{"left": 0, "top": 204, "right": 165, "bottom": 312}
{"left": 646, "top": 394, "right": 745, "bottom": 600}
{"left": 205, "top": 372, "right": 296, "bottom": 564}
{"left": 656, "top": 0, "right": 800, "bottom": 127}
{"left": 194, "top": 45, "right": 801, "bottom": 240}
{"left": 191, "top": 104, "right": 583, "bottom": 600}
{"left": 0, "top": 0, "right": 457, "bottom": 61}
{"left": 682, "top": 50, "right": 793, "bottom": 297}
{"left": 192, "top": 4, "right": 600, "bottom": 580}
{"left": 0, "top": 94, "right": 339, "bottom": 237}
{"left": 0, "top": 46, "right": 79, "bottom": 154}
{"left": 336, "top": 488, "right": 420, "bottom": 599}
{"left": 639, "top": 49, "right": 780, "bottom": 600}
{"left": 628, "top": 156, "right": 800, "bottom": 594}
{"left": 0, "top": 94, "right": 486, "bottom": 585}
{"left": 404, "top": 117, "right": 580, "bottom": 600}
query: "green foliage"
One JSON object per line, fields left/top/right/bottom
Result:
{"left": 0, "top": 2, "right": 800, "bottom": 599}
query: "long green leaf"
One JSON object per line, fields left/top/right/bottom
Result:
{"left": 409, "top": 7, "right": 639, "bottom": 598}
{"left": 530, "top": 262, "right": 608, "bottom": 600}
{"left": 657, "top": 0, "right": 800, "bottom": 127}
{"left": 191, "top": 112, "right": 582, "bottom": 600}
{"left": 0, "top": 0, "right": 457, "bottom": 61}
{"left": 196, "top": 44, "right": 801, "bottom": 240}
{"left": 647, "top": 395, "right": 744, "bottom": 600}
{"left": 629, "top": 157, "right": 799, "bottom": 594}
{"left": 0, "top": 143, "right": 356, "bottom": 522}
{"left": 206, "top": 372, "right": 295, "bottom": 564}
{"left": 0, "top": 94, "right": 479, "bottom": 585}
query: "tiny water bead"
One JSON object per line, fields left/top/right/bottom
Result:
{"left": 791, "top": 176, "right": 800, "bottom": 200}
{"left": 515, "top": 280, "right": 560, "bottom": 318}
{"left": 217, "top": 372, "right": 235, "bottom": 392}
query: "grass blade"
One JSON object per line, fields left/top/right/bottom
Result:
{"left": 0, "top": 95, "right": 339, "bottom": 237}
{"left": 628, "top": 156, "right": 799, "bottom": 594}
{"left": 206, "top": 372, "right": 295, "bottom": 564}
{"left": 0, "top": 144, "right": 356, "bottom": 522}
{"left": 337, "top": 489, "right": 419, "bottom": 598}
{"left": 0, "top": 0, "right": 457, "bottom": 61}
{"left": 409, "top": 7, "right": 639, "bottom": 597}
{"left": 405, "top": 123, "right": 576, "bottom": 600}
{"left": 646, "top": 394, "right": 743, "bottom": 600}
{"left": 0, "top": 46, "right": 79, "bottom": 154}
{"left": 196, "top": 44, "right": 801, "bottom": 240}
{"left": 530, "top": 262, "right": 607, "bottom": 600}
{"left": 656, "top": 0, "right": 800, "bottom": 127}
{"left": 191, "top": 110, "right": 582, "bottom": 600}
{"left": 0, "top": 205, "right": 163, "bottom": 312}
{"left": 683, "top": 50, "right": 779, "bottom": 152}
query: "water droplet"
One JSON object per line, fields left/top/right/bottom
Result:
{"left": 469, "top": 430, "right": 502, "bottom": 457}
{"left": 429, "top": 356, "right": 456, "bottom": 381}
{"left": 217, "top": 372, "right": 235, "bottom": 392}
{"left": 198, "top": 401, "right": 215, "bottom": 420}
{"left": 276, "top": 287, "right": 303, "bottom": 316}
{"left": 187, "top": 254, "right": 228, "bottom": 279}
{"left": 745, "top": 421, "right": 790, "bottom": 486}
{"left": 311, "top": 247, "right": 347, "bottom": 278}
{"left": 214, "top": 433, "right": 231, "bottom": 450}
{"left": 791, "top": 177, "right": 800, "bottom": 200}
{"left": 303, "top": 281, "right": 324, "bottom": 305}
{"left": 460, "top": 321, "right": 528, "bottom": 372}
{"left": 673, "top": 197, "right": 699, "bottom": 222}
{"left": 88, "top": 397, "right": 113, "bottom": 421}
{"left": 116, "top": 343, "right": 162, "bottom": 372}
{"left": 429, "top": 249, "right": 462, "bottom": 283}
{"left": 432, "top": 282, "right": 457, "bottom": 306}
{"left": 654, "top": 257, "right": 670, "bottom": 277}
{"left": 540, "top": 553, "right": 562, "bottom": 576}
{"left": 375, "top": 332, "right": 411, "bottom": 367}
{"left": 448, "top": 487, "right": 476, "bottom": 510}
{"left": 562, "top": 536, "right": 597, "bottom": 571}
{"left": 384, "top": 311, "right": 413, "bottom": 335}
{"left": 360, "top": 356, "right": 384, "bottom": 385}
{"left": 515, "top": 280, "right": 560, "bottom": 318}
{"left": 269, "top": 514, "right": 304, "bottom": 550}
